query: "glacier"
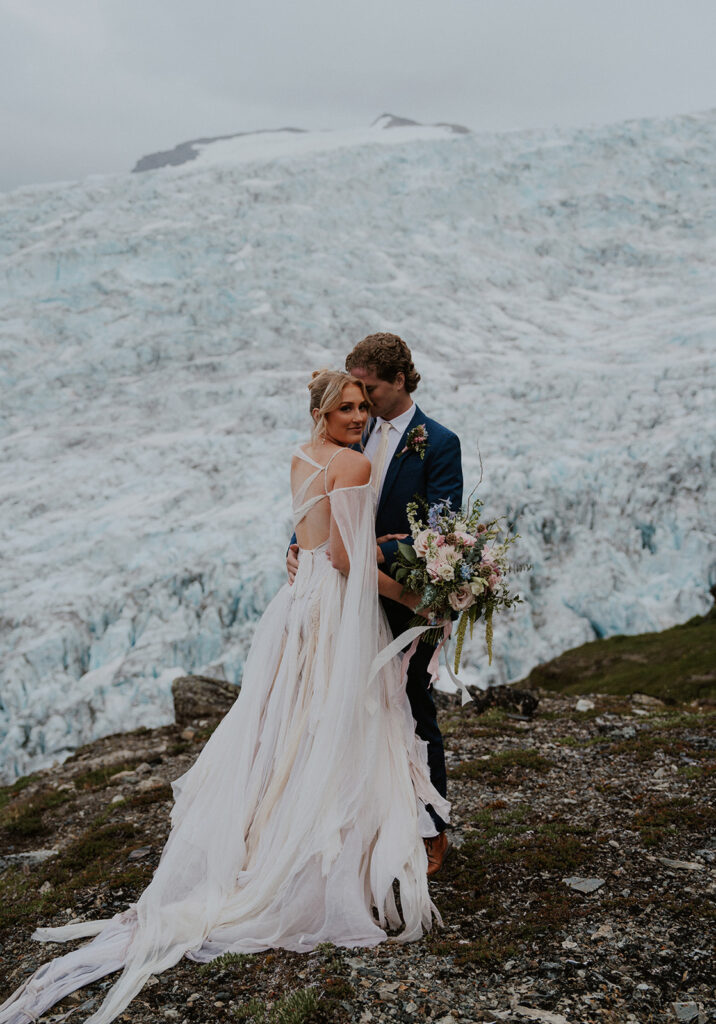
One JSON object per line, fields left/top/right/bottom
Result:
{"left": 1, "top": 114, "right": 715, "bottom": 782}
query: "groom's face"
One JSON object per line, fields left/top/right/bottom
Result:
{"left": 349, "top": 365, "right": 407, "bottom": 421}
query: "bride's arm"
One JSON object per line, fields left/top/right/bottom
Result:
{"left": 328, "top": 453, "right": 420, "bottom": 612}
{"left": 328, "top": 453, "right": 371, "bottom": 574}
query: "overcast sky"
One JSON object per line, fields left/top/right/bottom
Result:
{"left": 1, "top": 0, "right": 715, "bottom": 192}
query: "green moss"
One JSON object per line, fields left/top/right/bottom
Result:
{"left": 633, "top": 796, "right": 716, "bottom": 831}
{"left": 128, "top": 783, "right": 173, "bottom": 808}
{"left": 524, "top": 604, "right": 716, "bottom": 701}
{"left": 0, "top": 787, "right": 76, "bottom": 838}
{"left": 72, "top": 760, "right": 143, "bottom": 790}
{"left": 0, "top": 774, "right": 35, "bottom": 813}
{"left": 608, "top": 730, "right": 714, "bottom": 763}
{"left": 450, "top": 748, "right": 553, "bottom": 782}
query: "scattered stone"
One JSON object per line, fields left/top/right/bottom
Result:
{"left": 128, "top": 847, "right": 152, "bottom": 861}
{"left": 563, "top": 876, "right": 605, "bottom": 893}
{"left": 510, "top": 1002, "right": 572, "bottom": 1023}
{"left": 136, "top": 778, "right": 164, "bottom": 793}
{"left": 109, "top": 770, "right": 137, "bottom": 785}
{"left": 180, "top": 727, "right": 197, "bottom": 741}
{"left": 655, "top": 857, "right": 705, "bottom": 871}
{"left": 69, "top": 748, "right": 136, "bottom": 773}
{"left": 2, "top": 687, "right": 713, "bottom": 1024}
{"left": 39, "top": 881, "right": 53, "bottom": 894}
{"left": 378, "top": 981, "right": 400, "bottom": 1001}
{"left": 575, "top": 698, "right": 595, "bottom": 712}
{"left": 632, "top": 693, "right": 666, "bottom": 708}
{"left": 671, "top": 1002, "right": 700, "bottom": 1022}
{"left": 0, "top": 849, "right": 58, "bottom": 872}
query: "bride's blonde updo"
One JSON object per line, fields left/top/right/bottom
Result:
{"left": 308, "top": 368, "right": 369, "bottom": 442}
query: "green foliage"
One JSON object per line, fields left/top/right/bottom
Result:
{"left": 233, "top": 997, "right": 266, "bottom": 1021}
{"left": 199, "top": 951, "right": 255, "bottom": 975}
{"left": 271, "top": 987, "right": 321, "bottom": 1024}
{"left": 525, "top": 604, "right": 716, "bottom": 701}
{"left": 232, "top": 987, "right": 323, "bottom": 1024}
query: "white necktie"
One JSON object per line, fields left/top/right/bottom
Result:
{"left": 371, "top": 421, "right": 392, "bottom": 494}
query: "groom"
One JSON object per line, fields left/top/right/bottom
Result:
{"left": 346, "top": 333, "right": 462, "bottom": 876}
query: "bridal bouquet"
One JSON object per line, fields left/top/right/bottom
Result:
{"left": 392, "top": 496, "right": 523, "bottom": 672}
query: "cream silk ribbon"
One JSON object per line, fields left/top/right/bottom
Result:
{"left": 366, "top": 622, "right": 473, "bottom": 712}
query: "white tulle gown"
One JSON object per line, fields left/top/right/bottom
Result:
{"left": 0, "top": 448, "right": 449, "bottom": 1024}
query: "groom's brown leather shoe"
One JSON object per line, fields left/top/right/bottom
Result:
{"left": 424, "top": 832, "right": 450, "bottom": 877}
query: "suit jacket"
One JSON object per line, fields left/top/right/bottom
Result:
{"left": 372, "top": 404, "right": 463, "bottom": 569}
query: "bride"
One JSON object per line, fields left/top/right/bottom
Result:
{"left": 0, "top": 369, "right": 449, "bottom": 1024}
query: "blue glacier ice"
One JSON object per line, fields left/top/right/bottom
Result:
{"left": 1, "top": 115, "right": 715, "bottom": 781}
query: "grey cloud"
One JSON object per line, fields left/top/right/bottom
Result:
{"left": 1, "top": 0, "right": 716, "bottom": 190}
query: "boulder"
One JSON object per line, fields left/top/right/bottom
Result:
{"left": 171, "top": 675, "right": 238, "bottom": 727}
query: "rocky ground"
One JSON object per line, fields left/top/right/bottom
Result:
{"left": 0, "top": 682, "right": 714, "bottom": 1024}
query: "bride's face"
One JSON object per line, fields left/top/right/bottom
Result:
{"left": 322, "top": 384, "right": 369, "bottom": 445}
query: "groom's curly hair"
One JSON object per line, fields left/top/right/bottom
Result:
{"left": 345, "top": 333, "right": 421, "bottom": 393}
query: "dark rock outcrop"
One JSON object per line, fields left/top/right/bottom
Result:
{"left": 171, "top": 674, "right": 238, "bottom": 726}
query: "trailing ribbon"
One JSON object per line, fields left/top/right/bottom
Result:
{"left": 367, "top": 622, "right": 473, "bottom": 709}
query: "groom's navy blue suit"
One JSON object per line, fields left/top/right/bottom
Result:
{"left": 370, "top": 404, "right": 463, "bottom": 833}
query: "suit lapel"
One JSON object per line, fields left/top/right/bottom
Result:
{"left": 377, "top": 406, "right": 422, "bottom": 517}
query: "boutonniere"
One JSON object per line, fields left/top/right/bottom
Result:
{"left": 397, "top": 424, "right": 428, "bottom": 460}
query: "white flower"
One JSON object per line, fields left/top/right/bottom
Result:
{"left": 426, "top": 547, "right": 456, "bottom": 581}
{"left": 470, "top": 578, "right": 486, "bottom": 596}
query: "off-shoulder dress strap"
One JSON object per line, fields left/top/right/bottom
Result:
{"left": 323, "top": 446, "right": 350, "bottom": 493}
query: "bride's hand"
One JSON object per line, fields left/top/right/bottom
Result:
{"left": 402, "top": 591, "right": 429, "bottom": 615}
{"left": 376, "top": 533, "right": 408, "bottom": 566}
{"left": 376, "top": 533, "right": 408, "bottom": 545}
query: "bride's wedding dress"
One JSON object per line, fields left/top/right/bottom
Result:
{"left": 0, "top": 448, "right": 449, "bottom": 1024}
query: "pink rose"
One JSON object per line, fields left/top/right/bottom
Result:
{"left": 488, "top": 572, "right": 499, "bottom": 589}
{"left": 414, "top": 530, "right": 433, "bottom": 557}
{"left": 454, "top": 531, "right": 476, "bottom": 547}
{"left": 448, "top": 586, "right": 473, "bottom": 611}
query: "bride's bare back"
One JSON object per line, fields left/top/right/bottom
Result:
{"left": 291, "top": 444, "right": 371, "bottom": 551}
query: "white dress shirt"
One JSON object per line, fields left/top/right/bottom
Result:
{"left": 363, "top": 403, "right": 415, "bottom": 500}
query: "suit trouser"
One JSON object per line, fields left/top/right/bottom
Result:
{"left": 383, "top": 601, "right": 449, "bottom": 833}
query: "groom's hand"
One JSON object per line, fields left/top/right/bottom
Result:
{"left": 375, "top": 533, "right": 408, "bottom": 565}
{"left": 287, "top": 544, "right": 300, "bottom": 583}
